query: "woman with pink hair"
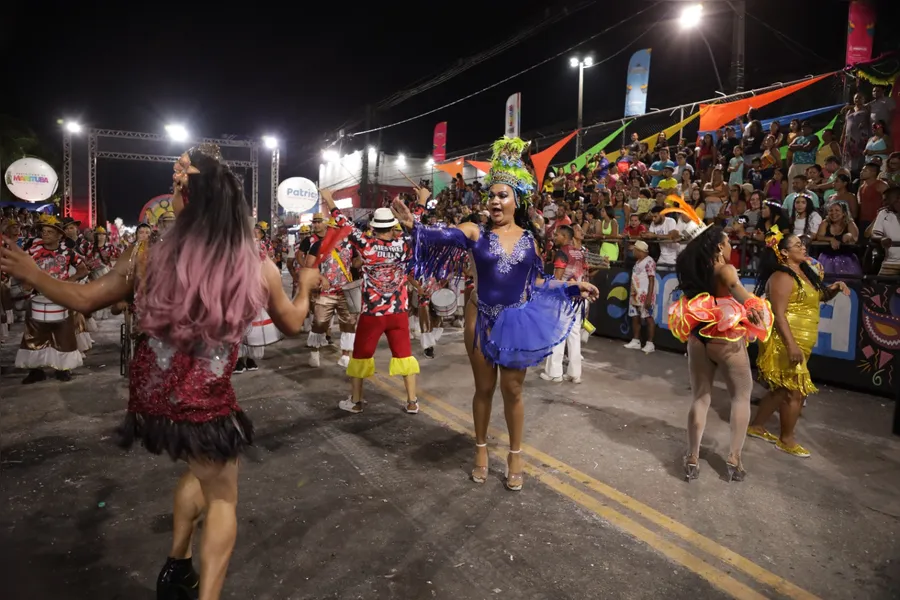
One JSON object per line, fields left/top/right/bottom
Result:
{"left": 1, "top": 144, "right": 320, "bottom": 600}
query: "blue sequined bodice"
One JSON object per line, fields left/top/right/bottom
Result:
{"left": 472, "top": 228, "right": 540, "bottom": 308}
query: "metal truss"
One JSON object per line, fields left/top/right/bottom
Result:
{"left": 91, "top": 129, "right": 256, "bottom": 148}
{"left": 77, "top": 128, "right": 260, "bottom": 227}
{"left": 270, "top": 148, "right": 280, "bottom": 227}
{"left": 62, "top": 131, "right": 72, "bottom": 218}
{"left": 88, "top": 132, "right": 97, "bottom": 228}
{"left": 95, "top": 151, "right": 254, "bottom": 168}
{"left": 250, "top": 145, "right": 259, "bottom": 219}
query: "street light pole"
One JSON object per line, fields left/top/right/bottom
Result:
{"left": 576, "top": 63, "right": 584, "bottom": 158}
{"left": 570, "top": 56, "right": 593, "bottom": 159}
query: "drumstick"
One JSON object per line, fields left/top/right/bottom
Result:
{"left": 397, "top": 170, "right": 420, "bottom": 190}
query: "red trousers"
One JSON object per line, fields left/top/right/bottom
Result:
{"left": 352, "top": 313, "right": 412, "bottom": 359}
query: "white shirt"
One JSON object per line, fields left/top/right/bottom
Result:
{"left": 873, "top": 209, "right": 900, "bottom": 265}
{"left": 791, "top": 212, "right": 823, "bottom": 238}
{"left": 649, "top": 216, "right": 679, "bottom": 265}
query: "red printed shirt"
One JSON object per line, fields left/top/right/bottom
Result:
{"left": 332, "top": 208, "right": 411, "bottom": 316}
{"left": 86, "top": 242, "right": 121, "bottom": 270}
{"left": 29, "top": 240, "right": 83, "bottom": 281}
{"left": 553, "top": 244, "right": 588, "bottom": 283}
{"left": 308, "top": 239, "right": 354, "bottom": 296}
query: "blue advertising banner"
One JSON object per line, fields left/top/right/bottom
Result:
{"left": 624, "top": 49, "right": 652, "bottom": 117}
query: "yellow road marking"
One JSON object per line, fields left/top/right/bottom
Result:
{"left": 372, "top": 373, "right": 821, "bottom": 600}
{"left": 368, "top": 376, "right": 769, "bottom": 600}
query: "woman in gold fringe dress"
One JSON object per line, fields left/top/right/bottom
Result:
{"left": 747, "top": 227, "right": 849, "bottom": 458}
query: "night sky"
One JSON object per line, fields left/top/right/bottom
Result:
{"left": 1, "top": 0, "right": 893, "bottom": 223}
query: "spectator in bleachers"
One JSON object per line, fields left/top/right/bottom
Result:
{"left": 764, "top": 167, "right": 787, "bottom": 202}
{"left": 842, "top": 93, "right": 871, "bottom": 174}
{"left": 815, "top": 202, "right": 862, "bottom": 276}
{"left": 858, "top": 162, "right": 889, "bottom": 231}
{"left": 871, "top": 187, "right": 900, "bottom": 278}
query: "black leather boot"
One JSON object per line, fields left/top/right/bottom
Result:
{"left": 156, "top": 557, "right": 199, "bottom": 600}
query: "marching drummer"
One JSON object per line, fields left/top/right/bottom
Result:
{"left": 409, "top": 275, "right": 448, "bottom": 359}
{"left": 304, "top": 216, "right": 358, "bottom": 369}
{"left": 86, "top": 226, "right": 122, "bottom": 320}
{"left": 233, "top": 220, "right": 281, "bottom": 373}
{"left": 14, "top": 215, "right": 88, "bottom": 384}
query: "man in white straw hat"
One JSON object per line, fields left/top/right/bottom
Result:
{"left": 318, "top": 189, "right": 421, "bottom": 415}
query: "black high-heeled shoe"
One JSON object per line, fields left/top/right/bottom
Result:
{"left": 157, "top": 557, "right": 199, "bottom": 600}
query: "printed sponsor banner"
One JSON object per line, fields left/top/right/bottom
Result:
{"left": 846, "top": 1, "right": 875, "bottom": 67}
{"left": 4, "top": 157, "right": 58, "bottom": 202}
{"left": 624, "top": 49, "right": 652, "bottom": 117}
{"left": 505, "top": 93, "right": 521, "bottom": 138}
{"left": 433, "top": 122, "right": 447, "bottom": 163}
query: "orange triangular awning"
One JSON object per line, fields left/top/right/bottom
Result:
{"left": 699, "top": 74, "right": 831, "bottom": 132}
{"left": 531, "top": 130, "right": 578, "bottom": 190}
{"left": 467, "top": 160, "right": 491, "bottom": 174}
{"left": 434, "top": 159, "right": 466, "bottom": 178}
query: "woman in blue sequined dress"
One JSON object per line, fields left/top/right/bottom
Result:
{"left": 393, "top": 137, "right": 598, "bottom": 491}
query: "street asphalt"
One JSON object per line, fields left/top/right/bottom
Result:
{"left": 1, "top": 306, "right": 898, "bottom": 599}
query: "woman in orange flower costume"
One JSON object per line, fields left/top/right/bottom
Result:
{"left": 666, "top": 198, "right": 773, "bottom": 482}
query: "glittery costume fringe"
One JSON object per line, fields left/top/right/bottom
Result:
{"left": 410, "top": 224, "right": 469, "bottom": 282}
{"left": 117, "top": 410, "right": 254, "bottom": 462}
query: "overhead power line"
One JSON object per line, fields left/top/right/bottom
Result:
{"left": 333, "top": 1, "right": 598, "bottom": 134}
{"left": 346, "top": 2, "right": 662, "bottom": 139}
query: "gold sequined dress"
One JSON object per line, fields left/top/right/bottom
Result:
{"left": 756, "top": 276, "right": 820, "bottom": 396}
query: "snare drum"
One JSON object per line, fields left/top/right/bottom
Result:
{"left": 31, "top": 295, "right": 69, "bottom": 323}
{"left": 430, "top": 288, "right": 458, "bottom": 318}
{"left": 244, "top": 309, "right": 283, "bottom": 347}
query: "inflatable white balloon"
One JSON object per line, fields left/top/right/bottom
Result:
{"left": 277, "top": 177, "right": 319, "bottom": 213}
{"left": 4, "top": 158, "right": 59, "bottom": 201}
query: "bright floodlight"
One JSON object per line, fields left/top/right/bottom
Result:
{"left": 165, "top": 124, "right": 189, "bottom": 142}
{"left": 396, "top": 153, "right": 406, "bottom": 165}
{"left": 425, "top": 157, "right": 435, "bottom": 167}
{"left": 322, "top": 149, "right": 340, "bottom": 162}
{"left": 569, "top": 57, "right": 580, "bottom": 68}
{"left": 680, "top": 3, "right": 703, "bottom": 28}
{"left": 583, "top": 57, "right": 593, "bottom": 67}
{"left": 263, "top": 135, "right": 278, "bottom": 149}
{"left": 65, "top": 121, "right": 82, "bottom": 133}
{"left": 367, "top": 147, "right": 377, "bottom": 160}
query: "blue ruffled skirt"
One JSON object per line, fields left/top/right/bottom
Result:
{"left": 477, "top": 285, "right": 579, "bottom": 370}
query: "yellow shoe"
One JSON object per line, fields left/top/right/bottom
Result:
{"left": 775, "top": 440, "right": 811, "bottom": 458}
{"left": 747, "top": 427, "right": 778, "bottom": 444}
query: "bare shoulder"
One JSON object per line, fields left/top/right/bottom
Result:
{"left": 456, "top": 221, "right": 481, "bottom": 241}
{"left": 715, "top": 263, "right": 740, "bottom": 286}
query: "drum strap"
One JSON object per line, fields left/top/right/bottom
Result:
{"left": 331, "top": 250, "right": 353, "bottom": 282}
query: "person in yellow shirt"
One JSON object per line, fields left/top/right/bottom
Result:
{"left": 657, "top": 165, "right": 679, "bottom": 197}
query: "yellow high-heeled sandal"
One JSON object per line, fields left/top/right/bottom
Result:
{"left": 471, "top": 443, "right": 488, "bottom": 484}
{"left": 505, "top": 450, "right": 524, "bottom": 491}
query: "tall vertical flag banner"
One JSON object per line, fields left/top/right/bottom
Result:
{"left": 432, "top": 122, "right": 448, "bottom": 163}
{"left": 624, "top": 49, "right": 652, "bottom": 117}
{"left": 845, "top": 1, "right": 875, "bottom": 66}
{"left": 505, "top": 93, "right": 521, "bottom": 138}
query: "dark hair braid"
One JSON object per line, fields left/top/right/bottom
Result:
{"left": 675, "top": 226, "right": 725, "bottom": 299}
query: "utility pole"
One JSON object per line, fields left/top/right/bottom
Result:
{"left": 728, "top": 0, "right": 746, "bottom": 93}
{"left": 361, "top": 104, "right": 372, "bottom": 208}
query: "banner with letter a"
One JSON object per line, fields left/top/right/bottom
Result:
{"left": 505, "top": 93, "right": 521, "bottom": 138}
{"left": 624, "top": 49, "right": 651, "bottom": 117}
